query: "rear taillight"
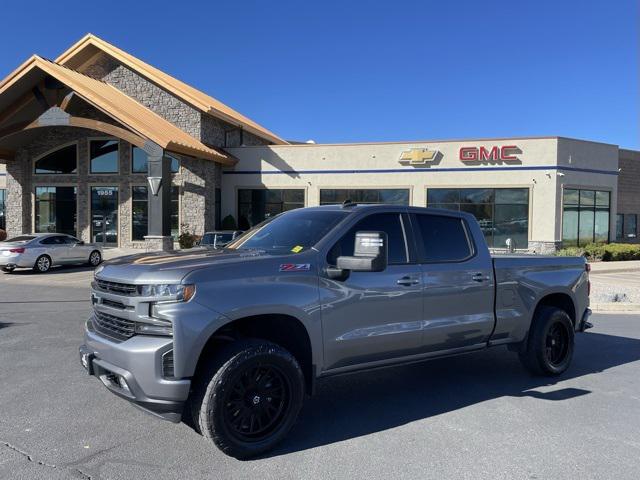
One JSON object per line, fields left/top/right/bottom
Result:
{"left": 586, "top": 263, "right": 591, "bottom": 297}
{"left": 9, "top": 247, "right": 25, "bottom": 254}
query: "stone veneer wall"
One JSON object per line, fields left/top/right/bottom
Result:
{"left": 80, "top": 52, "right": 273, "bottom": 240}
{"left": 4, "top": 53, "right": 274, "bottom": 247}
{"left": 4, "top": 126, "right": 188, "bottom": 248}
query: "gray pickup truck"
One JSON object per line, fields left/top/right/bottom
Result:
{"left": 80, "top": 204, "right": 591, "bottom": 458}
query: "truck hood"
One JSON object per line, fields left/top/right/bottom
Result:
{"left": 96, "top": 248, "right": 269, "bottom": 284}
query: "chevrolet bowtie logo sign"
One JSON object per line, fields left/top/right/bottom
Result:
{"left": 399, "top": 147, "right": 440, "bottom": 166}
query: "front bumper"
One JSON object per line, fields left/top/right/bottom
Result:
{"left": 579, "top": 308, "right": 593, "bottom": 332}
{"left": 80, "top": 326, "right": 190, "bottom": 423}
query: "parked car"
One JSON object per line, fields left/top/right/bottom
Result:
{"left": 0, "top": 233, "right": 103, "bottom": 273}
{"left": 198, "top": 230, "right": 243, "bottom": 248}
{"left": 80, "top": 204, "right": 591, "bottom": 458}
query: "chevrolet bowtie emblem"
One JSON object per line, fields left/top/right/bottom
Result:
{"left": 399, "top": 147, "right": 440, "bottom": 166}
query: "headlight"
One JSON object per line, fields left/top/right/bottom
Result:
{"left": 137, "top": 284, "right": 196, "bottom": 302}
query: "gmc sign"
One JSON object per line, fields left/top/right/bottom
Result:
{"left": 459, "top": 145, "right": 520, "bottom": 163}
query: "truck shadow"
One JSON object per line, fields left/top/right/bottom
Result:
{"left": 267, "top": 331, "right": 640, "bottom": 457}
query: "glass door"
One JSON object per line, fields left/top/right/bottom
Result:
{"left": 91, "top": 186, "right": 119, "bottom": 246}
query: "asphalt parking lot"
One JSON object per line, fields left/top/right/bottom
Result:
{"left": 1, "top": 268, "right": 639, "bottom": 479}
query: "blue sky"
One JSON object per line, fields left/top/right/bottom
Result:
{"left": 0, "top": 0, "right": 637, "bottom": 148}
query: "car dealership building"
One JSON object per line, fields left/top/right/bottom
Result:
{"left": 0, "top": 35, "right": 638, "bottom": 253}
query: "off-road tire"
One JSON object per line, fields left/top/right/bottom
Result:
{"left": 33, "top": 255, "right": 52, "bottom": 273}
{"left": 519, "top": 306, "right": 574, "bottom": 376}
{"left": 190, "top": 339, "right": 304, "bottom": 459}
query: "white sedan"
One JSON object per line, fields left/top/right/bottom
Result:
{"left": 0, "top": 233, "right": 103, "bottom": 273}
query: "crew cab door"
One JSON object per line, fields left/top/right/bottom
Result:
{"left": 410, "top": 212, "right": 496, "bottom": 352}
{"left": 320, "top": 212, "right": 423, "bottom": 371}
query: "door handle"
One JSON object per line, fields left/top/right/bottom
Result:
{"left": 397, "top": 276, "right": 420, "bottom": 286}
{"left": 471, "top": 273, "right": 490, "bottom": 282}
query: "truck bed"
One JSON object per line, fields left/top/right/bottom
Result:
{"left": 489, "top": 254, "right": 589, "bottom": 346}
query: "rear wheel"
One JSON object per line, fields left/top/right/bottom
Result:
{"left": 519, "top": 306, "right": 574, "bottom": 376}
{"left": 1, "top": 266, "right": 14, "bottom": 273}
{"left": 33, "top": 255, "right": 51, "bottom": 273}
{"left": 88, "top": 250, "right": 102, "bottom": 267}
{"left": 190, "top": 340, "right": 304, "bottom": 459}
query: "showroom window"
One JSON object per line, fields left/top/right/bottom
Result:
{"left": 90, "top": 139, "right": 119, "bottom": 173}
{"left": 171, "top": 186, "right": 179, "bottom": 240}
{"left": 426, "top": 188, "right": 529, "bottom": 249}
{"left": 0, "top": 189, "right": 5, "bottom": 230}
{"left": 34, "top": 144, "right": 77, "bottom": 174}
{"left": 616, "top": 213, "right": 638, "bottom": 242}
{"left": 131, "top": 146, "right": 180, "bottom": 174}
{"left": 238, "top": 189, "right": 305, "bottom": 229}
{"left": 35, "top": 186, "right": 77, "bottom": 236}
{"left": 616, "top": 214, "right": 624, "bottom": 241}
{"left": 130, "top": 185, "right": 180, "bottom": 241}
{"left": 320, "top": 189, "right": 409, "bottom": 205}
{"left": 562, "top": 189, "right": 610, "bottom": 246}
{"left": 131, "top": 186, "right": 148, "bottom": 241}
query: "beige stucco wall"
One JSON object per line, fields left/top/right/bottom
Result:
{"left": 225, "top": 137, "right": 619, "bottom": 249}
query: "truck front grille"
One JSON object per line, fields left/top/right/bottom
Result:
{"left": 95, "top": 279, "right": 138, "bottom": 296}
{"left": 92, "top": 310, "right": 135, "bottom": 341}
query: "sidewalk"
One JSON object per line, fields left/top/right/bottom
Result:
{"left": 589, "top": 260, "right": 640, "bottom": 274}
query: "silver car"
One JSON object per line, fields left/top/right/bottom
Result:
{"left": 0, "top": 233, "right": 103, "bottom": 273}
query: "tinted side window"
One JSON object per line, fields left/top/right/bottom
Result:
{"left": 62, "top": 236, "right": 79, "bottom": 244}
{"left": 328, "top": 213, "right": 408, "bottom": 265}
{"left": 415, "top": 214, "right": 472, "bottom": 262}
{"left": 41, "top": 236, "right": 63, "bottom": 245}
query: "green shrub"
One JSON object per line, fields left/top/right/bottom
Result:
{"left": 600, "top": 243, "right": 640, "bottom": 261}
{"left": 558, "top": 243, "right": 640, "bottom": 261}
{"left": 556, "top": 246, "right": 585, "bottom": 257}
{"left": 221, "top": 214, "right": 237, "bottom": 230}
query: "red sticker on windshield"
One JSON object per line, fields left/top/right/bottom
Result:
{"left": 279, "top": 263, "right": 311, "bottom": 272}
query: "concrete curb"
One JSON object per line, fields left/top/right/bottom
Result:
{"left": 591, "top": 303, "right": 640, "bottom": 313}
{"left": 590, "top": 267, "right": 640, "bottom": 275}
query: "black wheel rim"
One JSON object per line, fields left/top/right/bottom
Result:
{"left": 545, "top": 322, "right": 569, "bottom": 366}
{"left": 223, "top": 363, "right": 291, "bottom": 442}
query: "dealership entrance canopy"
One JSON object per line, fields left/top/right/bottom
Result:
{"left": 0, "top": 34, "right": 637, "bottom": 252}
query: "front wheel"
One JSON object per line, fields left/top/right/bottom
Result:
{"left": 1, "top": 266, "right": 14, "bottom": 273}
{"left": 191, "top": 340, "right": 305, "bottom": 459}
{"left": 88, "top": 250, "right": 102, "bottom": 267}
{"left": 33, "top": 255, "right": 52, "bottom": 273}
{"left": 519, "top": 306, "right": 575, "bottom": 376}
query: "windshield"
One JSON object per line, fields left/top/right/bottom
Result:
{"left": 227, "top": 209, "right": 348, "bottom": 254}
{"left": 5, "top": 236, "right": 35, "bottom": 243}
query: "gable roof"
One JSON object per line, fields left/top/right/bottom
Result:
{"left": 56, "top": 34, "right": 288, "bottom": 145}
{"left": 0, "top": 55, "right": 236, "bottom": 165}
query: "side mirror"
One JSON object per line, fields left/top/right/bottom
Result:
{"left": 327, "top": 231, "right": 388, "bottom": 280}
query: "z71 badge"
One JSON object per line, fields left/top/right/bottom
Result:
{"left": 279, "top": 263, "right": 311, "bottom": 272}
